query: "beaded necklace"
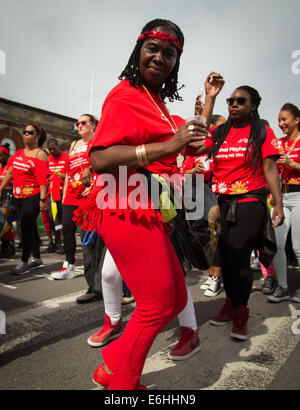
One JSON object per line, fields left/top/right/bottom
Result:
{"left": 285, "top": 135, "right": 300, "bottom": 153}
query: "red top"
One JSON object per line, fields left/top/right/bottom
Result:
{"left": 0, "top": 158, "right": 13, "bottom": 189}
{"left": 10, "top": 149, "right": 49, "bottom": 198}
{"left": 205, "top": 125, "right": 280, "bottom": 195}
{"left": 89, "top": 80, "right": 185, "bottom": 176}
{"left": 180, "top": 154, "right": 213, "bottom": 182}
{"left": 88, "top": 80, "right": 185, "bottom": 214}
{"left": 48, "top": 152, "right": 69, "bottom": 201}
{"left": 277, "top": 136, "right": 300, "bottom": 185}
{"left": 63, "top": 141, "right": 91, "bottom": 206}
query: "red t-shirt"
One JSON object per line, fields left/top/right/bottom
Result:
{"left": 63, "top": 142, "right": 91, "bottom": 206}
{"left": 277, "top": 136, "right": 300, "bottom": 185}
{"left": 0, "top": 158, "right": 13, "bottom": 189}
{"left": 205, "top": 125, "right": 280, "bottom": 195}
{"left": 180, "top": 155, "right": 213, "bottom": 182}
{"left": 10, "top": 149, "right": 49, "bottom": 198}
{"left": 88, "top": 80, "right": 185, "bottom": 212}
{"left": 48, "top": 152, "right": 69, "bottom": 201}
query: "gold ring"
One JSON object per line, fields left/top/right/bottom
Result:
{"left": 188, "top": 125, "right": 195, "bottom": 131}
{"left": 189, "top": 131, "right": 193, "bottom": 136}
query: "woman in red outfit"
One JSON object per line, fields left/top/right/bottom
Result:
{"left": 50, "top": 114, "right": 97, "bottom": 282}
{"left": 200, "top": 86, "right": 284, "bottom": 340}
{"left": 88, "top": 19, "right": 224, "bottom": 390}
{"left": 0, "top": 124, "right": 48, "bottom": 274}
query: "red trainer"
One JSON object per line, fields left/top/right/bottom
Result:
{"left": 93, "top": 363, "right": 113, "bottom": 387}
{"left": 231, "top": 305, "right": 249, "bottom": 341}
{"left": 88, "top": 314, "right": 122, "bottom": 347}
{"left": 168, "top": 327, "right": 201, "bottom": 361}
{"left": 93, "top": 363, "right": 146, "bottom": 390}
{"left": 210, "top": 298, "right": 234, "bottom": 326}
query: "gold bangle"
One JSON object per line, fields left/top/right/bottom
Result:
{"left": 136, "top": 145, "right": 143, "bottom": 167}
{"left": 140, "top": 144, "right": 149, "bottom": 166}
{"left": 136, "top": 144, "right": 149, "bottom": 167}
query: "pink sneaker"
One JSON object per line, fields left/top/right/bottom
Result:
{"left": 168, "top": 327, "right": 201, "bottom": 361}
{"left": 210, "top": 298, "right": 234, "bottom": 326}
{"left": 88, "top": 314, "right": 122, "bottom": 347}
{"left": 231, "top": 305, "right": 249, "bottom": 340}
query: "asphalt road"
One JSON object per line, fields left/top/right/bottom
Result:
{"left": 1, "top": 235, "right": 300, "bottom": 391}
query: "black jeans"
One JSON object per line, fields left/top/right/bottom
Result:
{"left": 15, "top": 194, "right": 41, "bottom": 263}
{"left": 217, "top": 200, "right": 265, "bottom": 308}
{"left": 62, "top": 204, "right": 105, "bottom": 294}
{"left": 62, "top": 204, "right": 78, "bottom": 265}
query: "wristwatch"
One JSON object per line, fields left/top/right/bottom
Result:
{"left": 40, "top": 197, "right": 47, "bottom": 203}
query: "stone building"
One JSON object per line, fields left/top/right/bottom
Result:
{"left": 0, "top": 98, "right": 79, "bottom": 155}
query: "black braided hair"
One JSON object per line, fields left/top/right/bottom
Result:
{"left": 280, "top": 103, "right": 300, "bottom": 131}
{"left": 209, "top": 86, "right": 267, "bottom": 170}
{"left": 119, "top": 19, "right": 184, "bottom": 102}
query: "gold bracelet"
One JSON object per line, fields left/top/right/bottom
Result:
{"left": 140, "top": 144, "right": 149, "bottom": 166}
{"left": 136, "top": 145, "right": 144, "bottom": 167}
{"left": 136, "top": 144, "right": 149, "bottom": 167}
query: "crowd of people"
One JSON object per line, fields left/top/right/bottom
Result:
{"left": 0, "top": 18, "right": 300, "bottom": 390}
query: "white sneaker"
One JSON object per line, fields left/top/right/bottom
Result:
{"left": 200, "top": 275, "right": 213, "bottom": 290}
{"left": 250, "top": 257, "right": 261, "bottom": 271}
{"left": 204, "top": 277, "right": 222, "bottom": 297}
{"left": 50, "top": 262, "right": 75, "bottom": 280}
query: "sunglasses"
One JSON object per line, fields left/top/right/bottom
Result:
{"left": 23, "top": 130, "right": 35, "bottom": 135}
{"left": 226, "top": 97, "right": 247, "bottom": 106}
{"left": 75, "top": 120, "right": 91, "bottom": 128}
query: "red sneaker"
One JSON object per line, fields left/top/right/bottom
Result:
{"left": 168, "top": 327, "right": 201, "bottom": 361}
{"left": 88, "top": 314, "right": 122, "bottom": 347}
{"left": 93, "top": 364, "right": 147, "bottom": 390}
{"left": 210, "top": 298, "right": 234, "bottom": 326}
{"left": 231, "top": 305, "right": 249, "bottom": 341}
{"left": 93, "top": 363, "right": 112, "bottom": 387}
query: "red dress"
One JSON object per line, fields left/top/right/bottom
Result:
{"left": 89, "top": 80, "right": 187, "bottom": 390}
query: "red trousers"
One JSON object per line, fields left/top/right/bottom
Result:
{"left": 94, "top": 208, "right": 187, "bottom": 390}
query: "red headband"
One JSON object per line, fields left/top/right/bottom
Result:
{"left": 33, "top": 123, "right": 42, "bottom": 135}
{"left": 137, "top": 31, "right": 183, "bottom": 55}
{"left": 0, "top": 146, "right": 10, "bottom": 156}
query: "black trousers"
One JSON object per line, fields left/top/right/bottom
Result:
{"left": 15, "top": 194, "right": 41, "bottom": 263}
{"left": 62, "top": 204, "right": 104, "bottom": 294}
{"left": 217, "top": 200, "right": 265, "bottom": 308}
{"left": 62, "top": 204, "right": 78, "bottom": 265}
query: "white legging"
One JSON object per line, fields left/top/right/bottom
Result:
{"left": 102, "top": 249, "right": 197, "bottom": 330}
{"left": 273, "top": 191, "right": 300, "bottom": 289}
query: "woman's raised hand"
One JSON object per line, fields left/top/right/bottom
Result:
{"left": 205, "top": 72, "right": 225, "bottom": 98}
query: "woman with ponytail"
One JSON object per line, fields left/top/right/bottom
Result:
{"left": 267, "top": 103, "right": 300, "bottom": 303}
{"left": 198, "top": 86, "right": 284, "bottom": 340}
{"left": 50, "top": 114, "right": 100, "bottom": 284}
{"left": 0, "top": 123, "right": 49, "bottom": 274}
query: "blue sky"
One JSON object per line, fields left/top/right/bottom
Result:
{"left": 0, "top": 0, "right": 299, "bottom": 134}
